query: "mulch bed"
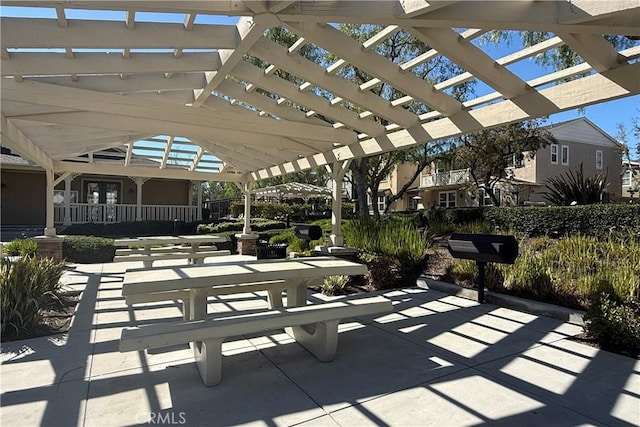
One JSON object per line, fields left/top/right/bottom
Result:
{"left": 1, "top": 292, "right": 81, "bottom": 342}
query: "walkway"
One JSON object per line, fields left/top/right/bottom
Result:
{"left": 1, "top": 258, "right": 638, "bottom": 426}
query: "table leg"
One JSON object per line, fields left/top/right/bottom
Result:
{"left": 286, "top": 282, "right": 307, "bottom": 307}
{"left": 189, "top": 288, "right": 208, "bottom": 320}
{"left": 189, "top": 243, "right": 200, "bottom": 264}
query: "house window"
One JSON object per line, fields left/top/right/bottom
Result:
{"left": 438, "top": 191, "right": 456, "bottom": 208}
{"left": 508, "top": 154, "right": 523, "bottom": 168}
{"left": 551, "top": 144, "right": 558, "bottom": 164}
{"left": 53, "top": 190, "right": 78, "bottom": 204}
{"left": 595, "top": 150, "right": 603, "bottom": 170}
{"left": 377, "top": 195, "right": 386, "bottom": 211}
{"left": 550, "top": 144, "right": 558, "bottom": 164}
{"left": 622, "top": 170, "right": 632, "bottom": 186}
{"left": 561, "top": 145, "right": 569, "bottom": 165}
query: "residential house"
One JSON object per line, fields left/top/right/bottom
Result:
{"left": 377, "top": 118, "right": 624, "bottom": 210}
{"left": 1, "top": 147, "right": 201, "bottom": 226}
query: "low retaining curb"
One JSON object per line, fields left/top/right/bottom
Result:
{"left": 417, "top": 277, "right": 585, "bottom": 326}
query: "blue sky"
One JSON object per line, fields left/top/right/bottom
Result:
{"left": 3, "top": 6, "right": 638, "bottom": 151}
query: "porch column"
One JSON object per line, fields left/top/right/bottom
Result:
{"left": 135, "top": 177, "right": 145, "bottom": 221}
{"left": 44, "top": 169, "right": 56, "bottom": 236}
{"left": 63, "top": 175, "right": 72, "bottom": 226}
{"left": 195, "top": 181, "right": 203, "bottom": 221}
{"left": 328, "top": 160, "right": 351, "bottom": 247}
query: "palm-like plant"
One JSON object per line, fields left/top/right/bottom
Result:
{"left": 543, "top": 163, "right": 608, "bottom": 205}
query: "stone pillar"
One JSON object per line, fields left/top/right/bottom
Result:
{"left": 235, "top": 234, "right": 259, "bottom": 256}
{"left": 44, "top": 169, "right": 56, "bottom": 237}
{"left": 34, "top": 235, "right": 64, "bottom": 262}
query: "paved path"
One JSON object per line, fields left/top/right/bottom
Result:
{"left": 1, "top": 259, "right": 638, "bottom": 426}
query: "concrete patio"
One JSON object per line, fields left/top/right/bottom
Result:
{"left": 1, "top": 257, "right": 638, "bottom": 427}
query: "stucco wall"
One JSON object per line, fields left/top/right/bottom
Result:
{"left": 1, "top": 170, "right": 46, "bottom": 225}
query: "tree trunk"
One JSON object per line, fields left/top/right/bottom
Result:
{"left": 351, "top": 159, "right": 370, "bottom": 216}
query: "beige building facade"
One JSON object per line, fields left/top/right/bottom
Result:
{"left": 377, "top": 118, "right": 624, "bottom": 211}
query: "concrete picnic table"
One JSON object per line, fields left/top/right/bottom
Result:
{"left": 114, "top": 234, "right": 226, "bottom": 252}
{"left": 113, "top": 234, "right": 227, "bottom": 265}
{"left": 122, "top": 256, "right": 368, "bottom": 320}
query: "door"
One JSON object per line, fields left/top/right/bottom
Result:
{"left": 85, "top": 181, "right": 120, "bottom": 222}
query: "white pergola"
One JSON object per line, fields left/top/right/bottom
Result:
{"left": 253, "top": 183, "right": 331, "bottom": 201}
{"left": 1, "top": 1, "right": 639, "bottom": 245}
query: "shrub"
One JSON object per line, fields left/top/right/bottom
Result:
{"left": 423, "top": 207, "right": 485, "bottom": 227}
{"left": 197, "top": 218, "right": 285, "bottom": 234}
{"left": 229, "top": 201, "right": 355, "bottom": 220}
{"left": 584, "top": 293, "right": 640, "bottom": 357}
{"left": 543, "top": 163, "right": 608, "bottom": 205}
{"left": 484, "top": 204, "right": 640, "bottom": 238}
{"left": 344, "top": 216, "right": 431, "bottom": 289}
{"left": 63, "top": 220, "right": 199, "bottom": 238}
{"left": 2, "top": 238, "right": 37, "bottom": 256}
{"left": 63, "top": 235, "right": 115, "bottom": 263}
{"left": 321, "top": 275, "right": 349, "bottom": 296}
{"left": 1, "top": 256, "right": 65, "bottom": 337}
{"left": 445, "top": 233, "right": 640, "bottom": 310}
{"left": 268, "top": 230, "right": 324, "bottom": 254}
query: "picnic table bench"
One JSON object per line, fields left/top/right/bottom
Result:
{"left": 119, "top": 256, "right": 393, "bottom": 386}
{"left": 113, "top": 235, "right": 229, "bottom": 267}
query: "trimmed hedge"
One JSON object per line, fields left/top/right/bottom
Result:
{"left": 62, "top": 220, "right": 202, "bottom": 238}
{"left": 484, "top": 204, "right": 640, "bottom": 237}
{"left": 423, "top": 207, "right": 485, "bottom": 226}
{"left": 197, "top": 218, "right": 286, "bottom": 234}
{"left": 63, "top": 235, "right": 115, "bottom": 263}
{"left": 229, "top": 201, "right": 355, "bottom": 220}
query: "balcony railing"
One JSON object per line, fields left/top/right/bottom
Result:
{"left": 420, "top": 168, "right": 471, "bottom": 188}
{"left": 54, "top": 203, "right": 199, "bottom": 224}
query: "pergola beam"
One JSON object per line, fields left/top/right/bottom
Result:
{"left": 193, "top": 15, "right": 274, "bottom": 106}
{"left": 1, "top": 53, "right": 221, "bottom": 76}
{"left": 0, "top": 114, "right": 55, "bottom": 169}
{"left": 54, "top": 160, "right": 247, "bottom": 182}
{"left": 249, "top": 36, "right": 419, "bottom": 128}
{"left": 253, "top": 61, "right": 640, "bottom": 179}
{"left": 1, "top": 19, "right": 239, "bottom": 50}
{"left": 284, "top": 21, "right": 463, "bottom": 116}
{"left": 2, "top": 79, "right": 356, "bottom": 144}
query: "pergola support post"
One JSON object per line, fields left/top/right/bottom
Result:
{"left": 235, "top": 180, "right": 259, "bottom": 256}
{"left": 35, "top": 169, "right": 64, "bottom": 261}
{"left": 329, "top": 160, "right": 351, "bottom": 247}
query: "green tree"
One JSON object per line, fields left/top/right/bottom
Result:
{"left": 325, "top": 24, "right": 472, "bottom": 217}
{"left": 454, "top": 120, "right": 556, "bottom": 206}
{"left": 482, "top": 31, "right": 637, "bottom": 74}
{"left": 207, "top": 182, "right": 241, "bottom": 200}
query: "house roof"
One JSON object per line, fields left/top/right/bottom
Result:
{"left": 545, "top": 117, "right": 624, "bottom": 147}
{"left": 1, "top": 1, "right": 638, "bottom": 184}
